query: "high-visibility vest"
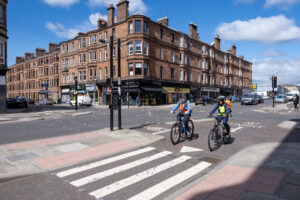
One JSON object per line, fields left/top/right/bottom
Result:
{"left": 180, "top": 103, "right": 187, "bottom": 112}
{"left": 218, "top": 105, "right": 226, "bottom": 116}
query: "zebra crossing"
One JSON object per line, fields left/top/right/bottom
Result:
{"left": 55, "top": 146, "right": 213, "bottom": 200}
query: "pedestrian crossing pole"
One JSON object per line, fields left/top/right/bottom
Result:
{"left": 109, "top": 36, "right": 114, "bottom": 131}
{"left": 117, "top": 38, "right": 122, "bottom": 130}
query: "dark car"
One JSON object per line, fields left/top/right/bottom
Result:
{"left": 15, "top": 97, "right": 29, "bottom": 108}
{"left": 6, "top": 98, "right": 17, "bottom": 108}
{"left": 258, "top": 95, "right": 264, "bottom": 103}
{"left": 195, "top": 96, "right": 215, "bottom": 105}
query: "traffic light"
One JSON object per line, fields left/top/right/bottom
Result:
{"left": 272, "top": 76, "right": 277, "bottom": 88}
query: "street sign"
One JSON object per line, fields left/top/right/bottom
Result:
{"left": 252, "top": 84, "right": 257, "bottom": 89}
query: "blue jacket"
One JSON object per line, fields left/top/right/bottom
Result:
{"left": 172, "top": 100, "right": 192, "bottom": 115}
{"left": 210, "top": 102, "right": 230, "bottom": 116}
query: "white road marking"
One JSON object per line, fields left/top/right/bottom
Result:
{"left": 89, "top": 156, "right": 191, "bottom": 199}
{"left": 56, "top": 147, "right": 155, "bottom": 178}
{"left": 70, "top": 151, "right": 172, "bottom": 187}
{"left": 231, "top": 127, "right": 243, "bottom": 133}
{"left": 289, "top": 110, "right": 292, "bottom": 113}
{"left": 146, "top": 127, "right": 168, "bottom": 132}
{"left": 180, "top": 146, "right": 203, "bottom": 153}
{"left": 128, "top": 161, "right": 211, "bottom": 200}
{"left": 152, "top": 130, "right": 170, "bottom": 135}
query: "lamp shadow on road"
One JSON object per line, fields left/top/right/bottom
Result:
{"left": 174, "top": 118, "right": 300, "bottom": 200}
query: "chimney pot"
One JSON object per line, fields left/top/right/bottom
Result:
{"left": 157, "top": 17, "right": 169, "bottom": 27}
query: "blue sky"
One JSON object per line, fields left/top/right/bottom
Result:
{"left": 7, "top": 0, "right": 300, "bottom": 88}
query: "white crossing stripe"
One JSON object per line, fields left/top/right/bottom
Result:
{"left": 180, "top": 146, "right": 203, "bottom": 153}
{"left": 128, "top": 161, "right": 211, "bottom": 200}
{"left": 152, "top": 130, "right": 170, "bottom": 135}
{"left": 56, "top": 147, "right": 155, "bottom": 178}
{"left": 89, "top": 155, "right": 191, "bottom": 199}
{"left": 231, "top": 127, "right": 243, "bottom": 133}
{"left": 71, "top": 151, "right": 172, "bottom": 187}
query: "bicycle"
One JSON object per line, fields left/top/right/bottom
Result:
{"left": 208, "top": 115, "right": 231, "bottom": 151}
{"left": 170, "top": 112, "right": 194, "bottom": 145}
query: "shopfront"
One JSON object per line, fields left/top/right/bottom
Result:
{"left": 61, "top": 87, "right": 70, "bottom": 103}
{"left": 163, "top": 87, "right": 191, "bottom": 104}
{"left": 200, "top": 87, "right": 220, "bottom": 98}
{"left": 86, "top": 84, "right": 99, "bottom": 104}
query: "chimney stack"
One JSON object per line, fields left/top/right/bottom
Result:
{"left": 189, "top": 22, "right": 199, "bottom": 40}
{"left": 232, "top": 44, "right": 236, "bottom": 56}
{"left": 49, "top": 43, "right": 59, "bottom": 53}
{"left": 98, "top": 18, "right": 107, "bottom": 30}
{"left": 16, "top": 56, "right": 24, "bottom": 64}
{"left": 158, "top": 17, "right": 169, "bottom": 27}
{"left": 25, "top": 52, "right": 34, "bottom": 60}
{"left": 214, "top": 35, "right": 221, "bottom": 50}
{"left": 117, "top": 0, "right": 129, "bottom": 23}
{"left": 36, "top": 48, "right": 46, "bottom": 57}
{"left": 107, "top": 4, "right": 115, "bottom": 26}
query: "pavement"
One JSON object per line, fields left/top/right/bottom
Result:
{"left": 0, "top": 109, "right": 93, "bottom": 124}
{"left": 0, "top": 128, "right": 164, "bottom": 181}
{"left": 0, "top": 101, "right": 299, "bottom": 199}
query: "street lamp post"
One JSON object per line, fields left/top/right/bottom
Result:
{"left": 74, "top": 76, "right": 78, "bottom": 111}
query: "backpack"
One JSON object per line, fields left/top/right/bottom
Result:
{"left": 225, "top": 100, "right": 232, "bottom": 110}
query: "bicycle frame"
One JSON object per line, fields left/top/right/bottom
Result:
{"left": 177, "top": 114, "right": 186, "bottom": 133}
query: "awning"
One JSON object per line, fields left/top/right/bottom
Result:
{"left": 141, "top": 87, "right": 165, "bottom": 92}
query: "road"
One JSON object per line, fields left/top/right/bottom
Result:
{"left": 0, "top": 100, "right": 299, "bottom": 200}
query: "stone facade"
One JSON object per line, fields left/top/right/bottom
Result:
{"left": 0, "top": 0, "right": 7, "bottom": 112}
{"left": 6, "top": 0, "right": 252, "bottom": 105}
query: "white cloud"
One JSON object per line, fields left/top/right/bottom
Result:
{"left": 46, "top": 12, "right": 104, "bottom": 39}
{"left": 216, "top": 15, "right": 300, "bottom": 44}
{"left": 46, "top": 22, "right": 79, "bottom": 38}
{"left": 252, "top": 58, "right": 300, "bottom": 87}
{"left": 89, "top": 12, "right": 107, "bottom": 26}
{"left": 43, "top": 0, "right": 80, "bottom": 7}
{"left": 89, "top": 0, "right": 147, "bottom": 14}
{"left": 262, "top": 49, "right": 286, "bottom": 57}
{"left": 264, "top": 0, "right": 300, "bottom": 9}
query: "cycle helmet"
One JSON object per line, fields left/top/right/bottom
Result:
{"left": 217, "top": 96, "right": 225, "bottom": 101}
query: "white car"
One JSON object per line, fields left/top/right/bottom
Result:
{"left": 275, "top": 95, "right": 287, "bottom": 103}
{"left": 286, "top": 94, "right": 294, "bottom": 101}
{"left": 70, "top": 95, "right": 92, "bottom": 107}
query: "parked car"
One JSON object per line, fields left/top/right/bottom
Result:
{"left": 70, "top": 95, "right": 92, "bottom": 107}
{"left": 195, "top": 96, "right": 215, "bottom": 105}
{"left": 241, "top": 93, "right": 258, "bottom": 105}
{"left": 6, "top": 98, "right": 17, "bottom": 108}
{"left": 16, "top": 97, "right": 28, "bottom": 108}
{"left": 231, "top": 96, "right": 240, "bottom": 103}
{"left": 275, "top": 95, "right": 288, "bottom": 103}
{"left": 286, "top": 93, "right": 294, "bottom": 101}
{"left": 39, "top": 98, "right": 53, "bottom": 105}
{"left": 258, "top": 95, "right": 264, "bottom": 103}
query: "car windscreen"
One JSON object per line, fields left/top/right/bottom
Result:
{"left": 243, "top": 94, "right": 252, "bottom": 98}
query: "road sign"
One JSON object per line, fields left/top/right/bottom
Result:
{"left": 252, "top": 84, "right": 257, "bottom": 89}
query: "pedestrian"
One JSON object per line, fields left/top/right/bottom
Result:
{"left": 293, "top": 94, "right": 299, "bottom": 108}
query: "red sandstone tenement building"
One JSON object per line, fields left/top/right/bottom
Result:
{"left": 7, "top": 0, "right": 252, "bottom": 105}
{"left": 0, "top": 0, "right": 7, "bottom": 112}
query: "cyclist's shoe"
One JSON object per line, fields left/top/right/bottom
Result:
{"left": 186, "top": 130, "right": 192, "bottom": 140}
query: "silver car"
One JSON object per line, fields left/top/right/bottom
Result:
{"left": 275, "top": 95, "right": 287, "bottom": 103}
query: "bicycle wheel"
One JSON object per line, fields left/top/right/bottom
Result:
{"left": 170, "top": 123, "right": 181, "bottom": 145}
{"left": 187, "top": 120, "right": 194, "bottom": 139}
{"left": 208, "top": 126, "right": 221, "bottom": 151}
{"left": 223, "top": 127, "right": 231, "bottom": 144}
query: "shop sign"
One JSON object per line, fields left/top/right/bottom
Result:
{"left": 70, "top": 84, "right": 85, "bottom": 90}
{"left": 0, "top": 76, "right": 5, "bottom": 85}
{"left": 201, "top": 87, "right": 220, "bottom": 92}
{"left": 86, "top": 86, "right": 97, "bottom": 91}
{"left": 163, "top": 87, "right": 190, "bottom": 94}
{"left": 62, "top": 88, "right": 70, "bottom": 93}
